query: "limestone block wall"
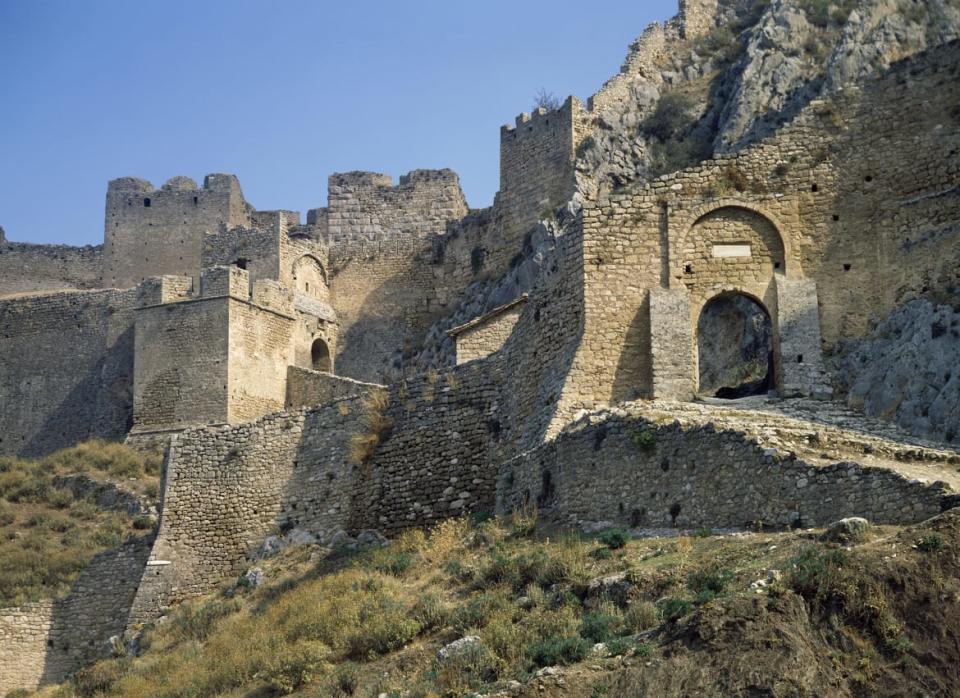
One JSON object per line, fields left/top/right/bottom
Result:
{"left": 496, "top": 413, "right": 951, "bottom": 530}
{"left": 102, "top": 174, "right": 253, "bottom": 289}
{"left": 0, "top": 288, "right": 137, "bottom": 456}
{"left": 0, "top": 240, "right": 102, "bottom": 297}
{"left": 450, "top": 299, "right": 525, "bottom": 365}
{"left": 498, "top": 98, "right": 585, "bottom": 247}
{"left": 128, "top": 398, "right": 369, "bottom": 624}
{"left": 228, "top": 296, "right": 297, "bottom": 423}
{"left": 202, "top": 225, "right": 281, "bottom": 289}
{"left": 285, "top": 366, "right": 383, "bottom": 409}
{"left": 551, "top": 41, "right": 960, "bottom": 431}
{"left": 132, "top": 294, "right": 230, "bottom": 435}
{"left": 649, "top": 288, "right": 693, "bottom": 400}
{"left": 326, "top": 169, "right": 467, "bottom": 242}
{"left": 349, "top": 359, "right": 507, "bottom": 533}
{"left": 0, "top": 538, "right": 151, "bottom": 695}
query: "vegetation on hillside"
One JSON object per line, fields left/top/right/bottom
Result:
{"left": 0, "top": 441, "right": 161, "bottom": 606}
{"left": 30, "top": 506, "right": 960, "bottom": 697}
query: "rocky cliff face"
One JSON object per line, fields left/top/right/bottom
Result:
{"left": 831, "top": 300, "right": 960, "bottom": 445}
{"left": 577, "top": 0, "right": 960, "bottom": 194}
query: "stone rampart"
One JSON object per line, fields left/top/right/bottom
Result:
{"left": 0, "top": 288, "right": 137, "bottom": 456}
{"left": 496, "top": 411, "right": 952, "bottom": 530}
{"left": 349, "top": 358, "right": 507, "bottom": 533}
{"left": 0, "top": 240, "right": 102, "bottom": 297}
{"left": 285, "top": 366, "right": 383, "bottom": 409}
{"left": 128, "top": 397, "right": 368, "bottom": 624}
{"left": 0, "top": 537, "right": 152, "bottom": 695}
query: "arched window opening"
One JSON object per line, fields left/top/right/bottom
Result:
{"left": 292, "top": 255, "right": 328, "bottom": 301}
{"left": 697, "top": 293, "right": 772, "bottom": 399}
{"left": 311, "top": 339, "right": 332, "bottom": 373}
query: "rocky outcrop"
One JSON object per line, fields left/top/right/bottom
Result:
{"left": 716, "top": 0, "right": 960, "bottom": 152}
{"left": 831, "top": 300, "right": 960, "bottom": 445}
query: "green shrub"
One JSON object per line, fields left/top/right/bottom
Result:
{"left": 658, "top": 598, "right": 694, "bottom": 622}
{"left": 411, "top": 592, "right": 452, "bottom": 632}
{"left": 623, "top": 601, "right": 659, "bottom": 633}
{"left": 132, "top": 514, "right": 155, "bottom": 530}
{"left": 255, "top": 640, "right": 330, "bottom": 695}
{"left": 591, "top": 546, "right": 613, "bottom": 560}
{"left": 171, "top": 598, "right": 242, "bottom": 642}
{"left": 688, "top": 567, "right": 734, "bottom": 603}
{"left": 334, "top": 661, "right": 360, "bottom": 694}
{"left": 598, "top": 529, "right": 629, "bottom": 550}
{"left": 451, "top": 593, "right": 512, "bottom": 632}
{"left": 580, "top": 610, "right": 623, "bottom": 643}
{"left": 917, "top": 534, "right": 944, "bottom": 553}
{"left": 641, "top": 92, "right": 697, "bottom": 142}
{"left": 347, "top": 602, "right": 420, "bottom": 659}
{"left": 528, "top": 635, "right": 593, "bottom": 668}
{"left": 72, "top": 658, "right": 130, "bottom": 697}
{"left": 788, "top": 546, "right": 848, "bottom": 598}
{"left": 628, "top": 428, "right": 657, "bottom": 451}
{"left": 433, "top": 642, "right": 503, "bottom": 695}
{"left": 370, "top": 550, "right": 412, "bottom": 577}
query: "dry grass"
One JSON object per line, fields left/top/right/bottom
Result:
{"left": 0, "top": 441, "right": 161, "bottom": 606}
{"left": 38, "top": 513, "right": 870, "bottom": 698}
{"left": 347, "top": 389, "right": 393, "bottom": 465}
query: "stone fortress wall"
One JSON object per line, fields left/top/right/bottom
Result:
{"left": 0, "top": 227, "right": 102, "bottom": 297}
{"left": 0, "top": 287, "right": 139, "bottom": 456}
{"left": 0, "top": 537, "right": 151, "bottom": 694}
{"left": 546, "top": 38, "right": 960, "bottom": 435}
{"left": 1, "top": 3, "right": 959, "bottom": 692}
{"left": 127, "top": 382, "right": 377, "bottom": 625}
{"left": 496, "top": 409, "right": 952, "bottom": 531}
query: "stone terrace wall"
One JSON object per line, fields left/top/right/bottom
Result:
{"left": 0, "top": 288, "right": 137, "bottom": 456}
{"left": 349, "top": 358, "right": 507, "bottom": 533}
{"left": 0, "top": 537, "right": 151, "bottom": 695}
{"left": 0, "top": 241, "right": 102, "bottom": 297}
{"left": 285, "top": 366, "right": 383, "bottom": 409}
{"left": 128, "top": 397, "right": 369, "bottom": 624}
{"left": 497, "top": 412, "right": 952, "bottom": 530}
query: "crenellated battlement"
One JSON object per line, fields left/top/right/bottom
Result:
{"left": 102, "top": 173, "right": 254, "bottom": 290}
{"left": 326, "top": 168, "right": 468, "bottom": 242}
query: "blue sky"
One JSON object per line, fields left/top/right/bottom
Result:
{"left": 0, "top": 1, "right": 676, "bottom": 246}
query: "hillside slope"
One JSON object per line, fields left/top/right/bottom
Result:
{"left": 31, "top": 509, "right": 960, "bottom": 697}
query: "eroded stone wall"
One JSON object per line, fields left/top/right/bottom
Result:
{"left": 452, "top": 302, "right": 525, "bottom": 365}
{"left": 128, "top": 397, "right": 370, "bottom": 624}
{"left": 349, "top": 359, "right": 507, "bottom": 533}
{"left": 0, "top": 538, "right": 151, "bottom": 695}
{"left": 497, "top": 412, "right": 951, "bottom": 529}
{"left": 285, "top": 366, "right": 383, "bottom": 409}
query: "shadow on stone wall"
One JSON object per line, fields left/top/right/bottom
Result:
{"left": 39, "top": 536, "right": 152, "bottom": 686}
{"left": 22, "top": 326, "right": 134, "bottom": 457}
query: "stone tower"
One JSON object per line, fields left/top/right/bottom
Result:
{"left": 679, "top": 0, "right": 719, "bottom": 40}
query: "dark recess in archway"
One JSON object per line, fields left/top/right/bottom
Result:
{"left": 311, "top": 339, "right": 332, "bottom": 372}
{"left": 697, "top": 293, "right": 772, "bottom": 398}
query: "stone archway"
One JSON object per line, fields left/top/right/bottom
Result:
{"left": 311, "top": 338, "right": 332, "bottom": 372}
{"left": 292, "top": 255, "right": 328, "bottom": 302}
{"left": 696, "top": 292, "right": 773, "bottom": 398}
